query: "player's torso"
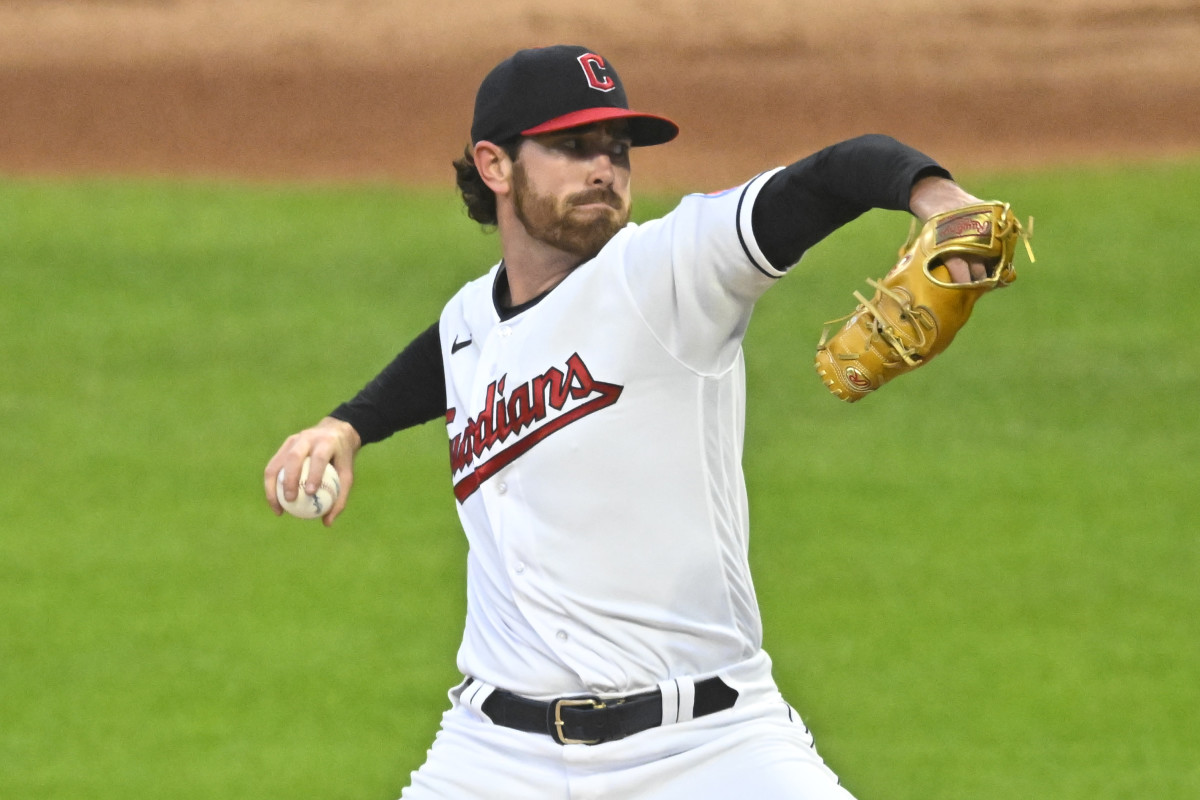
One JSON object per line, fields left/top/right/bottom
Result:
{"left": 441, "top": 247, "right": 759, "bottom": 694}
{"left": 437, "top": 173, "right": 786, "bottom": 694}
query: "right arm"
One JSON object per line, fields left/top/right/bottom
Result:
{"left": 263, "top": 321, "right": 446, "bottom": 526}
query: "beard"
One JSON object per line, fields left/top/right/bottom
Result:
{"left": 511, "top": 162, "right": 630, "bottom": 260}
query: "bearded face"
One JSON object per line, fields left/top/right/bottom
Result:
{"left": 510, "top": 159, "right": 631, "bottom": 261}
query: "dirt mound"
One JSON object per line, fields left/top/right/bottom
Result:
{"left": 2, "top": 0, "right": 1198, "bottom": 188}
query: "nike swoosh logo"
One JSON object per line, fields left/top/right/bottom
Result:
{"left": 451, "top": 336, "right": 473, "bottom": 355}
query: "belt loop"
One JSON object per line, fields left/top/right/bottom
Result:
{"left": 657, "top": 678, "right": 680, "bottom": 725}
{"left": 461, "top": 678, "right": 497, "bottom": 719}
{"left": 675, "top": 677, "right": 696, "bottom": 723}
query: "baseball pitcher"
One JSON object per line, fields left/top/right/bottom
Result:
{"left": 264, "top": 44, "right": 1031, "bottom": 799}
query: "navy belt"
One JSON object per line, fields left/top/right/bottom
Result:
{"left": 476, "top": 677, "right": 739, "bottom": 745}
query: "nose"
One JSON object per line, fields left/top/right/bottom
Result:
{"left": 588, "top": 152, "right": 615, "bottom": 187}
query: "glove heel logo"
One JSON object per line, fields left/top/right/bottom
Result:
{"left": 844, "top": 366, "right": 872, "bottom": 392}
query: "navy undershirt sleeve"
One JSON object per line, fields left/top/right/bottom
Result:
{"left": 329, "top": 321, "right": 446, "bottom": 445}
{"left": 752, "top": 134, "right": 952, "bottom": 270}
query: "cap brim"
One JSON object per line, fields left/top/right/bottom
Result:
{"left": 521, "top": 107, "right": 679, "bottom": 147}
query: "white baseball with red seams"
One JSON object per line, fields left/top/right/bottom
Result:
{"left": 276, "top": 457, "right": 340, "bottom": 519}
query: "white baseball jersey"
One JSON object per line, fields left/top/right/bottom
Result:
{"left": 438, "top": 168, "right": 792, "bottom": 699}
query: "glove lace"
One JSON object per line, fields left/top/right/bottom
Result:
{"left": 998, "top": 204, "right": 1036, "bottom": 263}
{"left": 841, "top": 280, "right": 936, "bottom": 367}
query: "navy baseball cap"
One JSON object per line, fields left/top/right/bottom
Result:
{"left": 470, "top": 45, "right": 679, "bottom": 147}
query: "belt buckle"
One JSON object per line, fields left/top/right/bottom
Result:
{"left": 552, "top": 697, "right": 606, "bottom": 745}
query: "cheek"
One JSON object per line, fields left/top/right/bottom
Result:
{"left": 614, "top": 169, "right": 632, "bottom": 200}
{"left": 536, "top": 176, "right": 576, "bottom": 210}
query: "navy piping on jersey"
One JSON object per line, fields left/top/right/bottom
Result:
{"left": 735, "top": 173, "right": 781, "bottom": 280}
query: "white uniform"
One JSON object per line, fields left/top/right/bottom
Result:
{"left": 401, "top": 169, "right": 856, "bottom": 799}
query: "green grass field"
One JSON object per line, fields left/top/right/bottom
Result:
{"left": 2, "top": 161, "right": 1197, "bottom": 799}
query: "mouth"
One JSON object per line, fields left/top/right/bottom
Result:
{"left": 572, "top": 201, "right": 620, "bottom": 213}
{"left": 570, "top": 191, "right": 622, "bottom": 212}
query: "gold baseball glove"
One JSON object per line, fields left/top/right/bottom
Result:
{"left": 815, "top": 202, "right": 1033, "bottom": 402}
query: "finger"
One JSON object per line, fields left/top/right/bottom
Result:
{"left": 263, "top": 446, "right": 292, "bottom": 514}
{"left": 303, "top": 441, "right": 338, "bottom": 495}
{"left": 969, "top": 260, "right": 988, "bottom": 281}
{"left": 264, "top": 467, "right": 284, "bottom": 516}
{"left": 942, "top": 256, "right": 972, "bottom": 284}
{"left": 322, "top": 464, "right": 354, "bottom": 527}
{"left": 271, "top": 434, "right": 314, "bottom": 503}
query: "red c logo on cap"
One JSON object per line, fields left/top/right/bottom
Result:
{"left": 577, "top": 53, "right": 617, "bottom": 92}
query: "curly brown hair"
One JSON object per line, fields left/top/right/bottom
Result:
{"left": 452, "top": 140, "right": 522, "bottom": 226}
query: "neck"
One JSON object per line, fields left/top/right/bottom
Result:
{"left": 496, "top": 209, "right": 584, "bottom": 307}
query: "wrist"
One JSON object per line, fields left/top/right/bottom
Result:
{"left": 909, "top": 176, "right": 981, "bottom": 222}
{"left": 320, "top": 416, "right": 362, "bottom": 453}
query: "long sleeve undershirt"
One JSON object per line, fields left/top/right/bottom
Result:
{"left": 331, "top": 134, "right": 950, "bottom": 445}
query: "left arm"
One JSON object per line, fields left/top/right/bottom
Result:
{"left": 750, "top": 133, "right": 995, "bottom": 282}
{"left": 751, "top": 134, "right": 951, "bottom": 269}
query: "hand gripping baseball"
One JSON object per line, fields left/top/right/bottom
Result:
{"left": 264, "top": 417, "right": 361, "bottom": 526}
{"left": 815, "top": 202, "right": 1034, "bottom": 402}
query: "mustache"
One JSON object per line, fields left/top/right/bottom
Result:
{"left": 568, "top": 188, "right": 623, "bottom": 209}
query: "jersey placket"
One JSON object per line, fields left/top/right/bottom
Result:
{"left": 471, "top": 314, "right": 585, "bottom": 671}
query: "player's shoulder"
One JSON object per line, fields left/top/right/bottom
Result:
{"left": 441, "top": 261, "right": 501, "bottom": 323}
{"left": 610, "top": 169, "right": 784, "bottom": 257}
{"left": 628, "top": 168, "right": 784, "bottom": 234}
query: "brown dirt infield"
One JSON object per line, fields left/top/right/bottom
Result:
{"left": 2, "top": 0, "right": 1199, "bottom": 190}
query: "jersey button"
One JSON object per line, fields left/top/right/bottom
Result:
{"left": 497, "top": 482, "right": 508, "bottom": 495}
{"left": 514, "top": 562, "right": 525, "bottom": 575}
{"left": 556, "top": 630, "right": 568, "bottom": 641}
{"left": 498, "top": 326, "right": 512, "bottom": 337}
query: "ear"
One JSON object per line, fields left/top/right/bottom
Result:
{"left": 473, "top": 141, "right": 516, "bottom": 197}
